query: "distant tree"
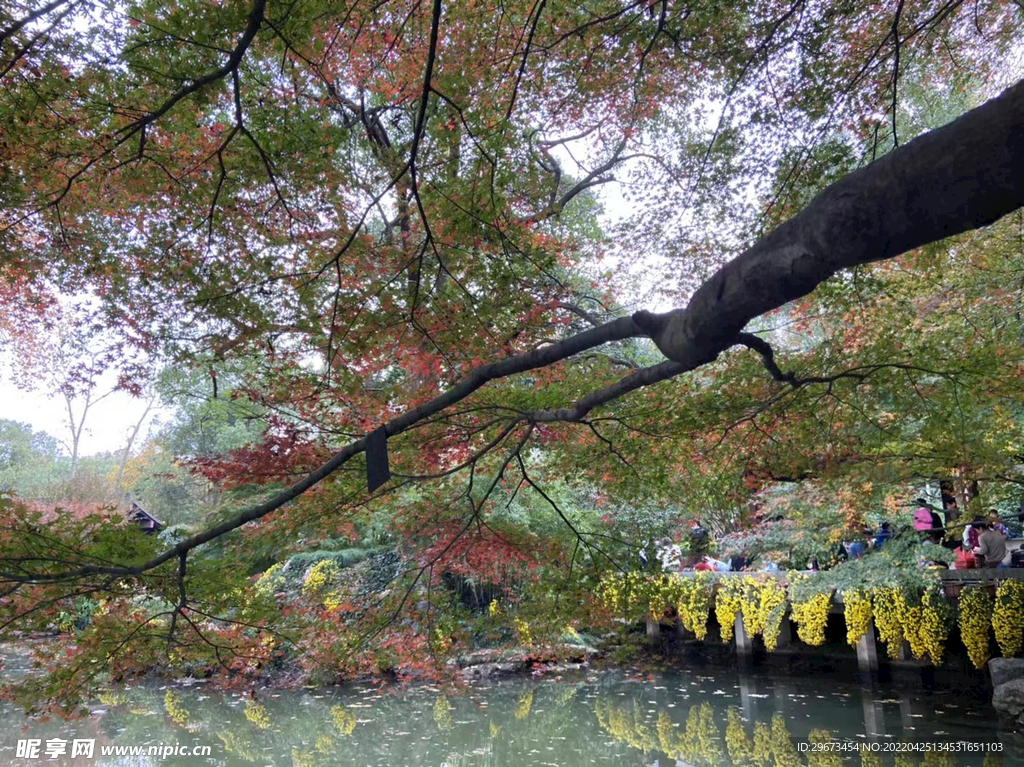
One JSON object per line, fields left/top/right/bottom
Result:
{"left": 112, "top": 389, "right": 158, "bottom": 494}
{"left": 154, "top": 364, "right": 266, "bottom": 462}
{"left": 10, "top": 310, "right": 120, "bottom": 480}
{"left": 0, "top": 419, "right": 62, "bottom": 497}
{"left": 109, "top": 363, "right": 271, "bottom": 524}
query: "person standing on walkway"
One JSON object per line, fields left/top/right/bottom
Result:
{"left": 975, "top": 523, "right": 1008, "bottom": 569}
{"left": 873, "top": 522, "right": 893, "bottom": 550}
{"left": 655, "top": 537, "right": 682, "bottom": 572}
{"left": 914, "top": 501, "right": 936, "bottom": 541}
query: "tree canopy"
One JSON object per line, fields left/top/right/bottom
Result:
{"left": 2, "top": 0, "right": 1024, "bottom": 708}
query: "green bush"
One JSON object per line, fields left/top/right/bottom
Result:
{"left": 286, "top": 548, "right": 375, "bottom": 569}
{"left": 56, "top": 597, "right": 99, "bottom": 633}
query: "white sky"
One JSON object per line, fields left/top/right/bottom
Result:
{"left": 0, "top": 363, "right": 159, "bottom": 456}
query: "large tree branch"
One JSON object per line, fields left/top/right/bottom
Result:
{"left": 2, "top": 315, "right": 647, "bottom": 583}
{"left": 637, "top": 77, "right": 1024, "bottom": 366}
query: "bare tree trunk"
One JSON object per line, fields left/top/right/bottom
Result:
{"left": 64, "top": 391, "right": 85, "bottom": 481}
{"left": 113, "top": 393, "right": 157, "bottom": 495}
{"left": 61, "top": 381, "right": 117, "bottom": 484}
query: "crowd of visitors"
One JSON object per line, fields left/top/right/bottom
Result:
{"left": 639, "top": 520, "right": 739, "bottom": 573}
{"left": 913, "top": 499, "right": 1015, "bottom": 569}
{"left": 641, "top": 502, "right": 1022, "bottom": 575}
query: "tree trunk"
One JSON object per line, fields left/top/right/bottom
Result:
{"left": 64, "top": 391, "right": 83, "bottom": 481}
{"left": 113, "top": 394, "right": 156, "bottom": 495}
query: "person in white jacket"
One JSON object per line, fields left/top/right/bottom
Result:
{"left": 655, "top": 537, "right": 682, "bottom": 572}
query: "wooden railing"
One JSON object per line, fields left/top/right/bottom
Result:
{"left": 937, "top": 568, "right": 1024, "bottom": 583}
{"left": 675, "top": 568, "right": 1024, "bottom": 583}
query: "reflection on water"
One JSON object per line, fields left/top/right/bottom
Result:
{"left": 0, "top": 666, "right": 1019, "bottom": 767}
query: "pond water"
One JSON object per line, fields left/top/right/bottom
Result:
{"left": 0, "top": 656, "right": 1019, "bottom": 767}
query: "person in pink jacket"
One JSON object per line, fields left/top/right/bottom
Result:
{"left": 913, "top": 504, "right": 934, "bottom": 533}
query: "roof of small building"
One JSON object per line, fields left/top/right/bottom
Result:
{"left": 127, "top": 502, "right": 164, "bottom": 528}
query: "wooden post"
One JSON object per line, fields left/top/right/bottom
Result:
{"left": 646, "top": 615, "right": 661, "bottom": 641}
{"left": 856, "top": 619, "right": 879, "bottom": 675}
{"left": 735, "top": 615, "right": 752, "bottom": 662}
{"left": 772, "top": 614, "right": 793, "bottom": 650}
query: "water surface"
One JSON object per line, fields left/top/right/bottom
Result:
{"left": 0, "top": 657, "right": 1018, "bottom": 766}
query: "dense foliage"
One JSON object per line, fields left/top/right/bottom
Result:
{"left": 1, "top": 0, "right": 1024, "bottom": 709}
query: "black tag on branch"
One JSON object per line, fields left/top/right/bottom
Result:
{"left": 366, "top": 426, "right": 391, "bottom": 493}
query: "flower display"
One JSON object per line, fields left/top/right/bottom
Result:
{"left": 740, "top": 577, "right": 767, "bottom": 637}
{"left": 596, "top": 569, "right": 998, "bottom": 669}
{"left": 918, "top": 588, "right": 951, "bottom": 666}
{"left": 254, "top": 562, "right": 285, "bottom": 598}
{"left": 513, "top": 617, "right": 533, "bottom": 646}
{"left": 993, "top": 580, "right": 1024, "bottom": 658}
{"left": 302, "top": 559, "right": 341, "bottom": 600}
{"left": 872, "top": 588, "right": 905, "bottom": 659}
{"left": 757, "top": 578, "right": 789, "bottom": 651}
{"left": 598, "top": 572, "right": 662, "bottom": 623}
{"left": 842, "top": 589, "right": 872, "bottom": 647}
{"left": 958, "top": 586, "right": 994, "bottom": 669}
{"left": 894, "top": 589, "right": 927, "bottom": 660}
{"left": 676, "top": 573, "right": 714, "bottom": 640}
{"left": 790, "top": 591, "right": 831, "bottom": 646}
{"left": 716, "top": 580, "right": 744, "bottom": 642}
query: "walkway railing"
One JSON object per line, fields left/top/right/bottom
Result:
{"left": 674, "top": 568, "right": 1024, "bottom": 583}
